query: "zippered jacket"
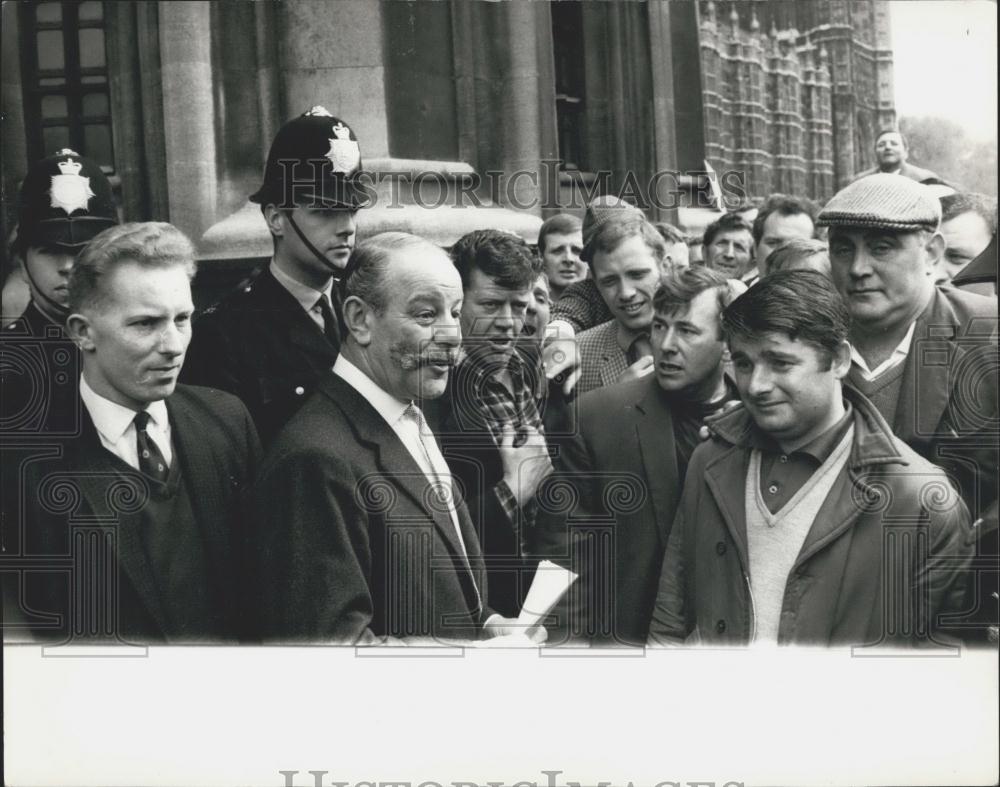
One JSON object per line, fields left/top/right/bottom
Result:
{"left": 648, "top": 386, "right": 975, "bottom": 647}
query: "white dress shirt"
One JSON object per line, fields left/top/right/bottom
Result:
{"left": 850, "top": 320, "right": 916, "bottom": 381}
{"left": 270, "top": 259, "right": 335, "bottom": 332}
{"left": 79, "top": 376, "right": 173, "bottom": 470}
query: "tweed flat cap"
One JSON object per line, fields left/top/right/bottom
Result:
{"left": 581, "top": 195, "right": 645, "bottom": 261}
{"left": 817, "top": 173, "right": 941, "bottom": 232}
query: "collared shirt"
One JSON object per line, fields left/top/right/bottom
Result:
{"left": 452, "top": 345, "right": 547, "bottom": 525}
{"left": 333, "top": 355, "right": 469, "bottom": 558}
{"left": 850, "top": 320, "right": 916, "bottom": 381}
{"left": 79, "top": 376, "right": 173, "bottom": 469}
{"left": 749, "top": 403, "right": 854, "bottom": 515}
{"left": 269, "top": 259, "right": 335, "bottom": 332}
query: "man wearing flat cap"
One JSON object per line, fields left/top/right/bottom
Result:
{"left": 820, "top": 173, "right": 998, "bottom": 642}
{"left": 182, "top": 107, "right": 372, "bottom": 445}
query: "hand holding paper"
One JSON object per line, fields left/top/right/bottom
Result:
{"left": 517, "top": 559, "right": 579, "bottom": 629}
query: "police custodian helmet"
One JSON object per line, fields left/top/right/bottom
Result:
{"left": 16, "top": 148, "right": 117, "bottom": 254}
{"left": 250, "top": 106, "right": 372, "bottom": 210}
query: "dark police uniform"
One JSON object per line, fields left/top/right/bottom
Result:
{"left": 181, "top": 107, "right": 371, "bottom": 446}
{"left": 2, "top": 149, "right": 117, "bottom": 437}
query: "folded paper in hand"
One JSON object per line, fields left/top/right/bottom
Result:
{"left": 517, "top": 560, "right": 579, "bottom": 628}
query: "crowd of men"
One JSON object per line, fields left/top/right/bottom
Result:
{"left": 1, "top": 108, "right": 997, "bottom": 648}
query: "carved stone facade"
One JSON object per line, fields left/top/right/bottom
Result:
{"left": 697, "top": 0, "right": 893, "bottom": 202}
{"left": 2, "top": 0, "right": 894, "bottom": 290}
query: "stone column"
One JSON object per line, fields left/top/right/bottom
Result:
{"left": 276, "top": 0, "right": 390, "bottom": 157}
{"left": 158, "top": 1, "right": 217, "bottom": 241}
{"left": 647, "top": 0, "right": 680, "bottom": 223}
{"left": 2, "top": 2, "right": 28, "bottom": 253}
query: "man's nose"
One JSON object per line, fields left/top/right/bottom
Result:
{"left": 658, "top": 326, "right": 679, "bottom": 354}
{"left": 433, "top": 317, "right": 461, "bottom": 347}
{"left": 338, "top": 213, "right": 357, "bottom": 237}
{"left": 848, "top": 249, "right": 874, "bottom": 278}
{"left": 747, "top": 366, "right": 772, "bottom": 396}
{"left": 160, "top": 323, "right": 187, "bottom": 356}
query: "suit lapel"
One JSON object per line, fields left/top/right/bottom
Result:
{"left": 633, "top": 382, "right": 681, "bottom": 544}
{"left": 894, "top": 291, "right": 956, "bottom": 442}
{"left": 164, "top": 393, "right": 229, "bottom": 573}
{"left": 599, "top": 324, "right": 626, "bottom": 388}
{"left": 70, "top": 411, "right": 172, "bottom": 635}
{"left": 321, "top": 375, "right": 481, "bottom": 602}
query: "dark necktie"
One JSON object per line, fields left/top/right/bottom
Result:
{"left": 134, "top": 410, "right": 169, "bottom": 483}
{"left": 315, "top": 293, "right": 342, "bottom": 346}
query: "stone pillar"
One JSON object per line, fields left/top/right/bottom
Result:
{"left": 451, "top": 2, "right": 557, "bottom": 215}
{"left": 158, "top": 1, "right": 217, "bottom": 241}
{"left": 276, "top": 0, "right": 390, "bottom": 157}
{"left": 647, "top": 0, "right": 680, "bottom": 223}
{"left": 2, "top": 2, "right": 28, "bottom": 257}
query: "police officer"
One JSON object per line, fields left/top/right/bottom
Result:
{"left": 5, "top": 149, "right": 117, "bottom": 335}
{"left": 181, "top": 107, "right": 372, "bottom": 445}
{"left": 2, "top": 149, "right": 118, "bottom": 436}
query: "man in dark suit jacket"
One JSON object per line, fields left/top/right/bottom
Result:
{"left": 252, "top": 232, "right": 543, "bottom": 645}
{"left": 182, "top": 107, "right": 371, "bottom": 446}
{"left": 2, "top": 222, "right": 260, "bottom": 643}
{"left": 535, "top": 267, "right": 742, "bottom": 645}
{"left": 820, "top": 174, "right": 998, "bottom": 642}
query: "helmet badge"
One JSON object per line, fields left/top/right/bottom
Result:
{"left": 326, "top": 121, "right": 360, "bottom": 174}
{"left": 50, "top": 157, "right": 96, "bottom": 215}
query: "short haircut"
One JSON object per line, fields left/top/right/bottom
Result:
{"left": 729, "top": 196, "right": 764, "bottom": 214}
{"left": 68, "top": 222, "right": 195, "bottom": 312}
{"left": 702, "top": 212, "right": 753, "bottom": 248}
{"left": 654, "top": 221, "right": 686, "bottom": 245}
{"left": 583, "top": 215, "right": 666, "bottom": 265}
{"left": 940, "top": 192, "right": 998, "bottom": 234}
{"left": 450, "top": 228, "right": 540, "bottom": 291}
{"left": 342, "top": 231, "right": 442, "bottom": 314}
{"left": 751, "top": 193, "right": 818, "bottom": 244}
{"left": 764, "top": 238, "right": 830, "bottom": 275}
{"left": 875, "top": 129, "right": 908, "bottom": 149}
{"left": 722, "top": 269, "right": 850, "bottom": 363}
{"left": 537, "top": 213, "right": 582, "bottom": 254}
{"left": 653, "top": 266, "right": 741, "bottom": 338}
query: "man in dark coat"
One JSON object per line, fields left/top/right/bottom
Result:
{"left": 2, "top": 222, "right": 260, "bottom": 643}
{"left": 819, "top": 173, "right": 998, "bottom": 642}
{"left": 181, "top": 107, "right": 371, "bottom": 446}
{"left": 649, "top": 272, "right": 973, "bottom": 647}
{"left": 251, "top": 232, "right": 543, "bottom": 645}
{"left": 535, "top": 267, "right": 741, "bottom": 645}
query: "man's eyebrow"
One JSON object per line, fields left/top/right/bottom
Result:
{"left": 760, "top": 348, "right": 799, "bottom": 362}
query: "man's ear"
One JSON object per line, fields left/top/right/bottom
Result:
{"left": 341, "top": 295, "right": 372, "bottom": 346}
{"left": 263, "top": 204, "right": 285, "bottom": 238}
{"left": 66, "top": 312, "right": 95, "bottom": 352}
{"left": 923, "top": 231, "right": 946, "bottom": 273}
{"left": 831, "top": 340, "right": 852, "bottom": 380}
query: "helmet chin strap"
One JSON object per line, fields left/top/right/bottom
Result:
{"left": 285, "top": 211, "right": 345, "bottom": 280}
{"left": 22, "top": 258, "right": 70, "bottom": 326}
